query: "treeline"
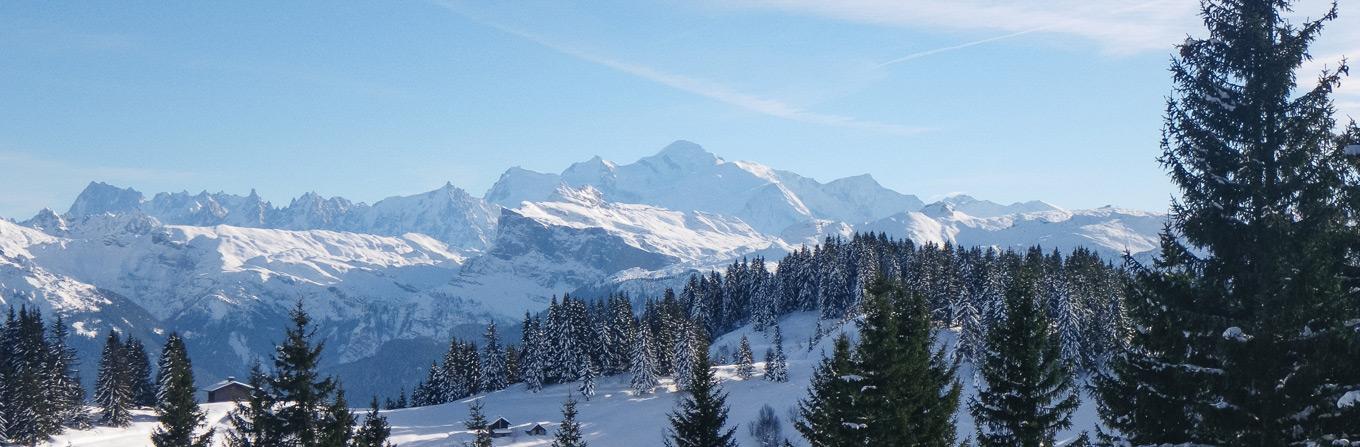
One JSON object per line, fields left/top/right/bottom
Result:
{"left": 0, "top": 307, "right": 88, "bottom": 445}
{"left": 410, "top": 290, "right": 793, "bottom": 407}
{"left": 0, "top": 302, "right": 395, "bottom": 447}
{"left": 405, "top": 235, "right": 1128, "bottom": 417}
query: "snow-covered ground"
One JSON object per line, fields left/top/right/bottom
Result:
{"left": 43, "top": 313, "right": 1099, "bottom": 446}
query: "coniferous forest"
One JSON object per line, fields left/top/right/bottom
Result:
{"left": 3, "top": 0, "right": 1360, "bottom": 445}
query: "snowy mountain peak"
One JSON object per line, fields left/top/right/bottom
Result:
{"left": 931, "top": 194, "right": 1063, "bottom": 218}
{"left": 646, "top": 140, "right": 721, "bottom": 168}
{"left": 67, "top": 181, "right": 144, "bottom": 217}
{"left": 22, "top": 208, "right": 68, "bottom": 234}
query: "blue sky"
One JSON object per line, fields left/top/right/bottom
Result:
{"left": 2, "top": 0, "right": 1356, "bottom": 219}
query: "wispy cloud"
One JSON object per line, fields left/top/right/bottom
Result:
{"left": 433, "top": 3, "right": 929, "bottom": 136}
{"left": 719, "top": 0, "right": 1199, "bottom": 55}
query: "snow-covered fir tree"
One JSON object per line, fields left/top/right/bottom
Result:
{"left": 579, "top": 361, "right": 597, "bottom": 401}
{"left": 124, "top": 336, "right": 156, "bottom": 408}
{"left": 521, "top": 313, "right": 546, "bottom": 393}
{"left": 46, "top": 315, "right": 90, "bottom": 430}
{"left": 151, "top": 333, "right": 214, "bottom": 447}
{"left": 464, "top": 399, "right": 492, "bottom": 447}
{"left": 552, "top": 394, "right": 586, "bottom": 447}
{"left": 672, "top": 322, "right": 696, "bottom": 390}
{"left": 735, "top": 336, "right": 754, "bottom": 380}
{"left": 630, "top": 326, "right": 659, "bottom": 394}
{"left": 763, "top": 325, "right": 787, "bottom": 383}
{"left": 480, "top": 321, "right": 508, "bottom": 392}
{"left": 95, "top": 331, "right": 133, "bottom": 427}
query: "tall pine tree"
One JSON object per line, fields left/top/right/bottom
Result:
{"left": 762, "top": 325, "right": 787, "bottom": 383}
{"left": 95, "top": 331, "right": 133, "bottom": 427}
{"left": 795, "top": 334, "right": 863, "bottom": 447}
{"left": 552, "top": 394, "right": 587, "bottom": 447}
{"left": 124, "top": 336, "right": 157, "bottom": 408}
{"left": 224, "top": 363, "right": 282, "bottom": 447}
{"left": 735, "top": 336, "right": 754, "bottom": 380}
{"left": 151, "top": 333, "right": 214, "bottom": 447}
{"left": 664, "top": 349, "right": 737, "bottom": 447}
{"left": 353, "top": 397, "right": 393, "bottom": 447}
{"left": 46, "top": 315, "right": 90, "bottom": 430}
{"left": 1094, "top": 0, "right": 1360, "bottom": 444}
{"left": 630, "top": 326, "right": 659, "bottom": 394}
{"left": 855, "top": 277, "right": 960, "bottom": 446}
{"left": 968, "top": 264, "right": 1079, "bottom": 447}
{"left": 480, "top": 321, "right": 508, "bottom": 392}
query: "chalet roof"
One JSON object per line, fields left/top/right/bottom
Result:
{"left": 206, "top": 376, "right": 254, "bottom": 392}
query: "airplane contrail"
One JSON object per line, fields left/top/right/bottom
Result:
{"left": 875, "top": 27, "right": 1047, "bottom": 68}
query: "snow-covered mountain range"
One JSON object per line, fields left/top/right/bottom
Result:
{"left": 0, "top": 140, "right": 1164, "bottom": 397}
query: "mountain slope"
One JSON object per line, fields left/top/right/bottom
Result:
{"left": 484, "top": 140, "right": 922, "bottom": 234}
{"left": 861, "top": 204, "right": 1163, "bottom": 256}
{"left": 61, "top": 181, "right": 498, "bottom": 252}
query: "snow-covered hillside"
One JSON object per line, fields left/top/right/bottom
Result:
{"left": 4, "top": 140, "right": 1166, "bottom": 400}
{"left": 43, "top": 313, "right": 1099, "bottom": 446}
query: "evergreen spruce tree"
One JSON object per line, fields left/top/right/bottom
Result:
{"left": 224, "top": 363, "right": 281, "bottom": 447}
{"left": 413, "top": 362, "right": 444, "bottom": 406}
{"left": 464, "top": 399, "right": 492, "bottom": 447}
{"left": 124, "top": 336, "right": 157, "bottom": 408}
{"left": 95, "top": 331, "right": 133, "bottom": 427}
{"left": 505, "top": 345, "right": 521, "bottom": 385}
{"left": 579, "top": 361, "right": 597, "bottom": 401}
{"left": 353, "top": 397, "right": 392, "bottom": 447}
{"left": 663, "top": 349, "right": 737, "bottom": 447}
{"left": 0, "top": 309, "right": 10, "bottom": 443}
{"left": 855, "top": 277, "right": 960, "bottom": 446}
{"left": 954, "top": 297, "right": 985, "bottom": 367}
{"left": 607, "top": 295, "right": 637, "bottom": 375}
{"left": 795, "top": 334, "right": 863, "bottom": 447}
{"left": 0, "top": 310, "right": 9, "bottom": 444}
{"left": 151, "top": 333, "right": 214, "bottom": 447}
{"left": 272, "top": 301, "right": 339, "bottom": 445}
{"left": 672, "top": 322, "right": 696, "bottom": 390}
{"left": 762, "top": 325, "right": 787, "bottom": 383}
{"left": 630, "top": 327, "right": 659, "bottom": 394}
{"left": 968, "top": 267, "right": 1080, "bottom": 447}
{"left": 1094, "top": 0, "right": 1360, "bottom": 444}
{"left": 46, "top": 315, "right": 90, "bottom": 430}
{"left": 317, "top": 388, "right": 355, "bottom": 447}
{"left": 735, "top": 336, "right": 754, "bottom": 380}
{"left": 480, "top": 321, "right": 508, "bottom": 392}
{"left": 552, "top": 394, "right": 586, "bottom": 447}
{"left": 225, "top": 301, "right": 352, "bottom": 447}
{"left": 5, "top": 306, "right": 55, "bottom": 444}
{"left": 522, "top": 314, "right": 546, "bottom": 393}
